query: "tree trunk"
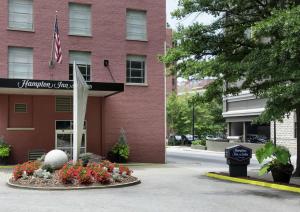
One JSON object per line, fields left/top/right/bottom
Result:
{"left": 293, "top": 106, "right": 300, "bottom": 177}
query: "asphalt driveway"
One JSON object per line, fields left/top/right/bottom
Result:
{"left": 0, "top": 150, "right": 299, "bottom": 212}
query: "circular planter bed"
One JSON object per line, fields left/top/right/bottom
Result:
{"left": 8, "top": 160, "right": 141, "bottom": 190}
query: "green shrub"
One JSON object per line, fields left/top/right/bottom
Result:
{"left": 192, "top": 140, "right": 206, "bottom": 146}
{"left": 41, "top": 164, "right": 54, "bottom": 173}
{"left": 0, "top": 137, "right": 11, "bottom": 158}
{"left": 108, "top": 129, "right": 130, "bottom": 163}
{"left": 79, "top": 153, "right": 92, "bottom": 167}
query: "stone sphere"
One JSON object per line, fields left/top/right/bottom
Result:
{"left": 44, "top": 150, "right": 68, "bottom": 170}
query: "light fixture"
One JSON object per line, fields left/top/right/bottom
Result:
{"left": 104, "top": 60, "right": 109, "bottom": 67}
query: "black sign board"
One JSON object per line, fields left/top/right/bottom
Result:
{"left": 0, "top": 78, "right": 124, "bottom": 92}
{"left": 225, "top": 145, "right": 252, "bottom": 161}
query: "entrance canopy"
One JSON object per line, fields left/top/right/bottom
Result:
{"left": 0, "top": 78, "right": 124, "bottom": 97}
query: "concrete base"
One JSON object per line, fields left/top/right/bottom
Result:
{"left": 229, "top": 165, "right": 248, "bottom": 177}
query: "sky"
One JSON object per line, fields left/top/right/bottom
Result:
{"left": 166, "top": 0, "right": 215, "bottom": 29}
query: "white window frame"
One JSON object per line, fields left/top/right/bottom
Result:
{"left": 69, "top": 3, "right": 91, "bottom": 36}
{"left": 126, "top": 9, "right": 147, "bottom": 41}
{"left": 69, "top": 51, "right": 91, "bottom": 82}
{"left": 55, "top": 120, "right": 87, "bottom": 157}
{"left": 126, "top": 55, "right": 147, "bottom": 85}
{"left": 8, "top": 0, "right": 33, "bottom": 31}
{"left": 8, "top": 47, "right": 33, "bottom": 79}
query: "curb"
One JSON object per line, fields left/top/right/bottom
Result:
{"left": 7, "top": 179, "right": 141, "bottom": 191}
{"left": 206, "top": 172, "right": 300, "bottom": 194}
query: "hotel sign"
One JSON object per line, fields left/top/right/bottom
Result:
{"left": 225, "top": 145, "right": 252, "bottom": 161}
{"left": 17, "top": 79, "right": 94, "bottom": 90}
{"left": 18, "top": 79, "right": 77, "bottom": 89}
{"left": 0, "top": 78, "right": 124, "bottom": 92}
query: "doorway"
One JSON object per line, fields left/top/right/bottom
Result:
{"left": 55, "top": 120, "right": 86, "bottom": 158}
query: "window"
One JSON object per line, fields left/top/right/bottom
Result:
{"left": 69, "top": 51, "right": 91, "bottom": 81}
{"left": 56, "top": 121, "right": 86, "bottom": 157}
{"left": 56, "top": 96, "right": 73, "bottom": 112}
{"left": 126, "top": 55, "right": 146, "bottom": 84}
{"left": 69, "top": 3, "right": 91, "bottom": 36}
{"left": 9, "top": 47, "right": 33, "bottom": 79}
{"left": 8, "top": 0, "right": 33, "bottom": 30}
{"left": 126, "top": 10, "right": 147, "bottom": 41}
{"left": 15, "top": 103, "right": 27, "bottom": 113}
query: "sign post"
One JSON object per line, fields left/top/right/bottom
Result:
{"left": 225, "top": 145, "right": 252, "bottom": 177}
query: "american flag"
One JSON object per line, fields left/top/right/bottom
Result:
{"left": 54, "top": 16, "right": 62, "bottom": 64}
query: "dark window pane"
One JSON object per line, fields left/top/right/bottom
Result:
{"left": 56, "top": 121, "right": 72, "bottom": 130}
{"left": 69, "top": 64, "right": 73, "bottom": 80}
{"left": 69, "top": 64, "right": 90, "bottom": 81}
{"left": 131, "top": 69, "right": 142, "bottom": 77}
{"left": 131, "top": 61, "right": 142, "bottom": 69}
{"left": 130, "top": 78, "right": 143, "bottom": 83}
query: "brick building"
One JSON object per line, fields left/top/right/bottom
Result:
{"left": 0, "top": 0, "right": 166, "bottom": 163}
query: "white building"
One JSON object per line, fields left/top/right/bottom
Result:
{"left": 223, "top": 90, "right": 297, "bottom": 154}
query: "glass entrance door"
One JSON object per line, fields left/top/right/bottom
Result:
{"left": 55, "top": 121, "right": 86, "bottom": 158}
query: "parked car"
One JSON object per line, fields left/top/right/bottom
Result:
{"left": 206, "top": 134, "right": 228, "bottom": 142}
{"left": 182, "top": 134, "right": 199, "bottom": 145}
{"left": 246, "top": 134, "right": 268, "bottom": 144}
{"left": 168, "top": 134, "right": 182, "bottom": 146}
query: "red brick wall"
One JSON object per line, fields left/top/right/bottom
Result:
{"left": 0, "top": 95, "right": 102, "bottom": 164}
{"left": 0, "top": 0, "right": 166, "bottom": 163}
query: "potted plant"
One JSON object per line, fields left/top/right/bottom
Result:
{"left": 256, "top": 142, "right": 294, "bottom": 184}
{"left": 107, "top": 128, "right": 130, "bottom": 163}
{"left": 0, "top": 137, "right": 11, "bottom": 165}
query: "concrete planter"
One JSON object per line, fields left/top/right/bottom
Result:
{"left": 191, "top": 145, "right": 207, "bottom": 150}
{"left": 206, "top": 139, "right": 264, "bottom": 152}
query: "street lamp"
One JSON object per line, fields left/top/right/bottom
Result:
{"left": 192, "top": 100, "right": 195, "bottom": 141}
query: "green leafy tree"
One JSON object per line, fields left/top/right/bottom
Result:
{"left": 162, "top": 0, "right": 300, "bottom": 176}
{"left": 167, "top": 92, "right": 225, "bottom": 137}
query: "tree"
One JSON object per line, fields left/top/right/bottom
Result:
{"left": 162, "top": 1, "right": 300, "bottom": 175}
{"left": 167, "top": 92, "right": 225, "bottom": 138}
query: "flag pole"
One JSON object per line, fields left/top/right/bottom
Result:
{"left": 49, "top": 12, "right": 58, "bottom": 69}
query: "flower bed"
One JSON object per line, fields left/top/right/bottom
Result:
{"left": 9, "top": 160, "right": 139, "bottom": 189}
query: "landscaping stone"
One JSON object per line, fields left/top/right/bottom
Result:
{"left": 44, "top": 150, "right": 68, "bottom": 170}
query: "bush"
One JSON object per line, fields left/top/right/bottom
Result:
{"left": 192, "top": 140, "right": 206, "bottom": 146}
{"left": 0, "top": 137, "right": 11, "bottom": 158}
{"left": 108, "top": 129, "right": 130, "bottom": 163}
{"left": 79, "top": 153, "right": 92, "bottom": 167}
{"left": 12, "top": 161, "right": 40, "bottom": 180}
{"left": 58, "top": 161, "right": 124, "bottom": 185}
{"left": 41, "top": 164, "right": 54, "bottom": 173}
{"left": 58, "top": 163, "right": 78, "bottom": 184}
{"left": 119, "top": 165, "right": 132, "bottom": 176}
{"left": 77, "top": 167, "right": 93, "bottom": 185}
{"left": 88, "top": 162, "right": 111, "bottom": 184}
